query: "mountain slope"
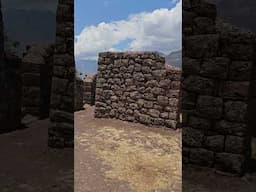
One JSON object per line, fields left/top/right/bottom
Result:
{"left": 165, "top": 50, "right": 181, "bottom": 69}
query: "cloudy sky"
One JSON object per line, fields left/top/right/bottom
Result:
{"left": 75, "top": 0, "right": 181, "bottom": 61}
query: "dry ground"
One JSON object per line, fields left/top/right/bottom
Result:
{"left": 0, "top": 118, "right": 73, "bottom": 192}
{"left": 75, "top": 105, "right": 182, "bottom": 192}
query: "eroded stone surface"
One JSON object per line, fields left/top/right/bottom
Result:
{"left": 95, "top": 52, "right": 181, "bottom": 129}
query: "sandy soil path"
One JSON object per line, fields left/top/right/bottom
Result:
{"left": 75, "top": 105, "right": 182, "bottom": 192}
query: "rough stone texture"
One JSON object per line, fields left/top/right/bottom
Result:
{"left": 95, "top": 52, "right": 181, "bottom": 129}
{"left": 83, "top": 74, "right": 97, "bottom": 105}
{"left": 48, "top": 0, "right": 75, "bottom": 148}
{"left": 75, "top": 77, "right": 84, "bottom": 111}
{"left": 21, "top": 45, "right": 54, "bottom": 118}
{"left": 182, "top": 0, "right": 256, "bottom": 174}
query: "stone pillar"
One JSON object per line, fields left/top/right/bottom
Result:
{"left": 182, "top": 0, "right": 255, "bottom": 174}
{"left": 48, "top": 0, "right": 74, "bottom": 148}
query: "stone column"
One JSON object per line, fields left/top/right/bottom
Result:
{"left": 48, "top": 0, "right": 75, "bottom": 148}
{"left": 182, "top": 0, "right": 254, "bottom": 174}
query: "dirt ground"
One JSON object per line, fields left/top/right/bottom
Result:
{"left": 0, "top": 118, "right": 74, "bottom": 192}
{"left": 75, "top": 105, "right": 182, "bottom": 192}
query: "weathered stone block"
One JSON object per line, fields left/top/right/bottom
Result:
{"left": 229, "top": 61, "right": 253, "bottom": 81}
{"left": 183, "top": 127, "right": 204, "bottom": 147}
{"left": 204, "top": 135, "right": 224, "bottom": 152}
{"left": 224, "top": 101, "right": 247, "bottom": 123}
{"left": 215, "top": 120, "right": 246, "bottom": 136}
{"left": 215, "top": 153, "right": 244, "bottom": 174}
{"left": 188, "top": 116, "right": 211, "bottom": 130}
{"left": 190, "top": 148, "right": 214, "bottom": 166}
{"left": 184, "top": 35, "right": 219, "bottom": 58}
{"left": 225, "top": 136, "right": 245, "bottom": 154}
{"left": 222, "top": 81, "right": 249, "bottom": 100}
{"left": 196, "top": 96, "right": 223, "bottom": 119}
{"left": 183, "top": 76, "right": 217, "bottom": 95}
{"left": 200, "top": 57, "right": 229, "bottom": 79}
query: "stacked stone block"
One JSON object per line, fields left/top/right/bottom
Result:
{"left": 95, "top": 52, "right": 181, "bottom": 129}
{"left": 49, "top": 0, "right": 75, "bottom": 148}
{"left": 75, "top": 77, "right": 84, "bottom": 111}
{"left": 21, "top": 45, "right": 54, "bottom": 117}
{"left": 83, "top": 75, "right": 97, "bottom": 105}
{"left": 182, "top": 0, "right": 255, "bottom": 174}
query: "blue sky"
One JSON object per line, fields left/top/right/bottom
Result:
{"left": 75, "top": 0, "right": 177, "bottom": 35}
{"left": 75, "top": 0, "right": 181, "bottom": 73}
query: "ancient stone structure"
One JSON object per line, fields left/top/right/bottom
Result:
{"left": 95, "top": 52, "right": 181, "bottom": 129}
{"left": 75, "top": 77, "right": 84, "bottom": 111}
{"left": 48, "top": 0, "right": 75, "bottom": 148}
{"left": 0, "top": 0, "right": 74, "bottom": 149}
{"left": 182, "top": 0, "right": 256, "bottom": 174}
{"left": 22, "top": 45, "right": 54, "bottom": 118}
{"left": 83, "top": 74, "right": 97, "bottom": 105}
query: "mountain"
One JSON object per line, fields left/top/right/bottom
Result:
{"left": 165, "top": 50, "right": 181, "bottom": 69}
{"left": 75, "top": 50, "right": 182, "bottom": 75}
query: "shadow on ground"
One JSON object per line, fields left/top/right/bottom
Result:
{"left": 183, "top": 165, "right": 256, "bottom": 192}
{"left": 0, "top": 118, "right": 74, "bottom": 192}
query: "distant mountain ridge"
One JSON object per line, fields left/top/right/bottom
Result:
{"left": 165, "top": 50, "right": 181, "bottom": 69}
{"left": 75, "top": 50, "right": 182, "bottom": 74}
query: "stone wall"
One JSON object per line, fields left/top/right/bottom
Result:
{"left": 83, "top": 74, "right": 96, "bottom": 105}
{"left": 49, "top": 0, "right": 75, "bottom": 148}
{"left": 75, "top": 77, "right": 84, "bottom": 111}
{"left": 182, "top": 0, "right": 255, "bottom": 174}
{"left": 95, "top": 52, "right": 181, "bottom": 129}
{"left": 22, "top": 45, "right": 54, "bottom": 118}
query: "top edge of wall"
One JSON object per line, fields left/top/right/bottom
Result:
{"left": 98, "top": 51, "right": 165, "bottom": 58}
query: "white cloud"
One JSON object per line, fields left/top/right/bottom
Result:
{"left": 75, "top": 1, "right": 181, "bottom": 60}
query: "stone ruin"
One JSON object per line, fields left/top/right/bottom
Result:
{"left": 75, "top": 77, "right": 84, "bottom": 111}
{"left": 182, "top": 0, "right": 256, "bottom": 174}
{"left": 83, "top": 74, "right": 97, "bottom": 105}
{"left": 95, "top": 52, "right": 181, "bottom": 129}
{"left": 22, "top": 44, "right": 54, "bottom": 118}
{"left": 0, "top": 0, "right": 74, "bottom": 148}
{"left": 48, "top": 0, "right": 74, "bottom": 148}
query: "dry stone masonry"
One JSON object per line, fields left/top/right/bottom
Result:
{"left": 75, "top": 77, "right": 84, "bottom": 111}
{"left": 182, "top": 0, "right": 256, "bottom": 174}
{"left": 22, "top": 45, "right": 54, "bottom": 118}
{"left": 83, "top": 74, "right": 97, "bottom": 105}
{"left": 95, "top": 52, "right": 181, "bottom": 129}
{"left": 48, "top": 0, "right": 75, "bottom": 148}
